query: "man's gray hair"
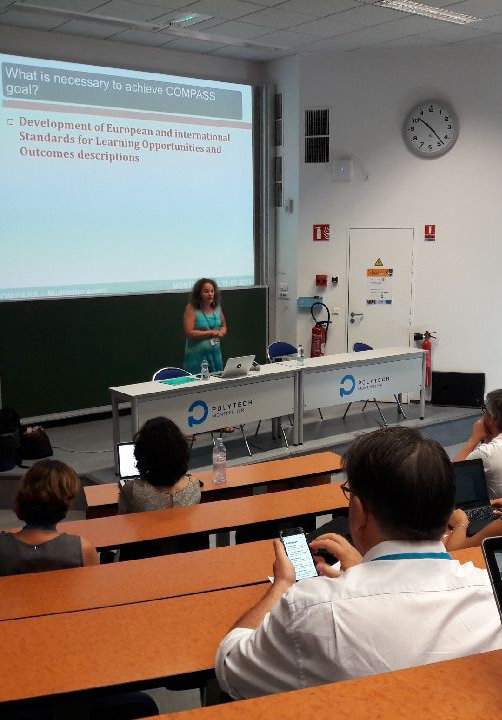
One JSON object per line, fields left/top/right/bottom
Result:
{"left": 486, "top": 389, "right": 502, "bottom": 431}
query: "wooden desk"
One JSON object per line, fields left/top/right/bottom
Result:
{"left": 84, "top": 452, "right": 342, "bottom": 518}
{"left": 62, "top": 482, "right": 348, "bottom": 551}
{"left": 0, "top": 540, "right": 275, "bottom": 622}
{"left": 0, "top": 546, "right": 487, "bottom": 705}
{"left": 157, "top": 649, "right": 502, "bottom": 720}
{"left": 0, "top": 583, "right": 268, "bottom": 704}
{"left": 0, "top": 545, "right": 482, "bottom": 624}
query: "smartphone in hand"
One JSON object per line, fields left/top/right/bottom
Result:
{"left": 280, "top": 527, "right": 318, "bottom": 580}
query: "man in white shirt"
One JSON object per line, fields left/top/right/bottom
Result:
{"left": 454, "top": 389, "right": 502, "bottom": 498}
{"left": 216, "top": 427, "right": 502, "bottom": 700}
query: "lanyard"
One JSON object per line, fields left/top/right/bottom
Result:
{"left": 372, "top": 552, "right": 452, "bottom": 561}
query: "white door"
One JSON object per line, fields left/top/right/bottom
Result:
{"left": 348, "top": 228, "right": 414, "bottom": 350}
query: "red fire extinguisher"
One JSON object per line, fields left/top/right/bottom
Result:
{"left": 415, "top": 331, "right": 436, "bottom": 387}
{"left": 310, "top": 302, "right": 331, "bottom": 357}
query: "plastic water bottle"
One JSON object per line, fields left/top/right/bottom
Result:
{"left": 201, "top": 359, "right": 209, "bottom": 380}
{"left": 212, "top": 437, "right": 226, "bottom": 484}
{"left": 297, "top": 344, "right": 305, "bottom": 366}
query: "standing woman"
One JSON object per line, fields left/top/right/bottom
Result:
{"left": 183, "top": 278, "right": 227, "bottom": 375}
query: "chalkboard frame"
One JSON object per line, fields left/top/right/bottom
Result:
{"left": 0, "top": 286, "right": 267, "bottom": 419}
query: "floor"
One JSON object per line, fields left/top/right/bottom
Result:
{"left": 0, "top": 401, "right": 481, "bottom": 714}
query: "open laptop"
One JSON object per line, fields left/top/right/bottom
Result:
{"left": 454, "top": 459, "right": 498, "bottom": 534}
{"left": 117, "top": 441, "right": 139, "bottom": 487}
{"left": 219, "top": 354, "right": 255, "bottom": 379}
{"left": 482, "top": 536, "right": 502, "bottom": 623}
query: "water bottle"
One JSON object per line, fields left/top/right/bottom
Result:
{"left": 297, "top": 344, "right": 305, "bottom": 366}
{"left": 212, "top": 437, "right": 226, "bottom": 484}
{"left": 201, "top": 359, "right": 209, "bottom": 380}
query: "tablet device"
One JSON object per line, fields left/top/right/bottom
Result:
{"left": 482, "top": 536, "right": 502, "bottom": 624}
{"left": 117, "top": 441, "right": 139, "bottom": 483}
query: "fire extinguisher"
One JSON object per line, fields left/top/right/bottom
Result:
{"left": 414, "top": 331, "right": 436, "bottom": 387}
{"left": 310, "top": 302, "right": 331, "bottom": 357}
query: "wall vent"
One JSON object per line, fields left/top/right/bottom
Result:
{"left": 305, "top": 108, "right": 329, "bottom": 163}
{"left": 273, "top": 155, "right": 283, "bottom": 208}
{"left": 273, "top": 92, "right": 283, "bottom": 147}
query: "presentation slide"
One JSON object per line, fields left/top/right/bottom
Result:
{"left": 0, "top": 53, "right": 254, "bottom": 300}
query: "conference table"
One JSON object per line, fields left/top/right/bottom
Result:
{"left": 110, "top": 346, "right": 425, "bottom": 469}
{"left": 84, "top": 451, "right": 342, "bottom": 518}
{"left": 0, "top": 547, "right": 485, "bottom": 708}
{"left": 110, "top": 361, "right": 298, "bottom": 471}
{"left": 298, "top": 346, "right": 426, "bottom": 444}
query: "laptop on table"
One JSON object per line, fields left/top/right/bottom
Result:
{"left": 219, "top": 355, "right": 255, "bottom": 379}
{"left": 117, "top": 441, "right": 139, "bottom": 487}
{"left": 454, "top": 459, "right": 498, "bottom": 534}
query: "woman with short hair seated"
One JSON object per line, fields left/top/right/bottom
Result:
{"left": 118, "top": 417, "right": 203, "bottom": 558}
{"left": 0, "top": 459, "right": 98, "bottom": 576}
{"left": 118, "top": 416, "right": 201, "bottom": 513}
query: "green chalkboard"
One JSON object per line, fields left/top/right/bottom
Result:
{"left": 0, "top": 287, "right": 267, "bottom": 418}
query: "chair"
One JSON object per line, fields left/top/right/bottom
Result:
{"left": 342, "top": 343, "right": 407, "bottom": 427}
{"left": 152, "top": 366, "right": 190, "bottom": 381}
{"left": 152, "top": 367, "right": 252, "bottom": 457}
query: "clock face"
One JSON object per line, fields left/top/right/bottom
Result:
{"left": 403, "top": 101, "right": 459, "bottom": 158}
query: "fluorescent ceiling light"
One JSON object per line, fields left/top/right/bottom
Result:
{"left": 373, "top": 0, "right": 481, "bottom": 25}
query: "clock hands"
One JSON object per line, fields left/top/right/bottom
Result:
{"left": 417, "top": 117, "right": 444, "bottom": 145}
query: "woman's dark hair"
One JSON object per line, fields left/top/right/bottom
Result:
{"left": 189, "top": 278, "right": 220, "bottom": 310}
{"left": 343, "top": 427, "right": 455, "bottom": 541}
{"left": 133, "top": 416, "right": 189, "bottom": 487}
{"left": 15, "top": 459, "right": 81, "bottom": 525}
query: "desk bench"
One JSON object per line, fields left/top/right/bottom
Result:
{"left": 63, "top": 482, "right": 349, "bottom": 552}
{"left": 0, "top": 548, "right": 485, "bottom": 707}
{"left": 84, "top": 452, "right": 342, "bottom": 518}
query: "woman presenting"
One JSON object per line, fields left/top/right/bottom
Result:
{"left": 183, "top": 278, "right": 227, "bottom": 375}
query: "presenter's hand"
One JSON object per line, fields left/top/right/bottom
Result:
{"left": 310, "top": 533, "right": 362, "bottom": 577}
{"left": 272, "top": 538, "right": 296, "bottom": 590}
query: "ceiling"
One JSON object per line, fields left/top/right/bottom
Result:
{"left": 1, "top": 0, "right": 502, "bottom": 62}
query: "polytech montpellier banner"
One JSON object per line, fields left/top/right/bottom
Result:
{"left": 137, "top": 377, "right": 295, "bottom": 434}
{"left": 303, "top": 357, "right": 423, "bottom": 411}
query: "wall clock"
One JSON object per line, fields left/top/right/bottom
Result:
{"left": 403, "top": 100, "right": 459, "bottom": 158}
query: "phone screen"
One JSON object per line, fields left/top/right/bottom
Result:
{"left": 281, "top": 530, "right": 318, "bottom": 581}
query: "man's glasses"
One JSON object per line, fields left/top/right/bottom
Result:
{"left": 340, "top": 481, "right": 357, "bottom": 501}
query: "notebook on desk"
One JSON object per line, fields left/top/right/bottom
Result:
{"left": 117, "top": 441, "right": 139, "bottom": 486}
{"left": 454, "top": 459, "right": 498, "bottom": 534}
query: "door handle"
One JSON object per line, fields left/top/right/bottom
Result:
{"left": 350, "top": 312, "right": 363, "bottom": 324}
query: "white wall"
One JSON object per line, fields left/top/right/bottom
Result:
{"left": 0, "top": 25, "right": 263, "bottom": 84}
{"left": 270, "top": 46, "right": 502, "bottom": 390}
{"left": 266, "top": 55, "right": 301, "bottom": 344}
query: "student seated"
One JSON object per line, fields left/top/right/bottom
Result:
{"left": 0, "top": 459, "right": 98, "bottom": 576}
{"left": 216, "top": 427, "right": 502, "bottom": 699}
{"left": 118, "top": 416, "right": 200, "bottom": 513}
{"left": 444, "top": 503, "right": 502, "bottom": 550}
{"left": 454, "top": 389, "right": 502, "bottom": 498}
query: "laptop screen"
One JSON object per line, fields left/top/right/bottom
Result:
{"left": 482, "top": 537, "right": 502, "bottom": 624}
{"left": 454, "top": 459, "right": 489, "bottom": 509}
{"left": 117, "top": 442, "right": 139, "bottom": 480}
